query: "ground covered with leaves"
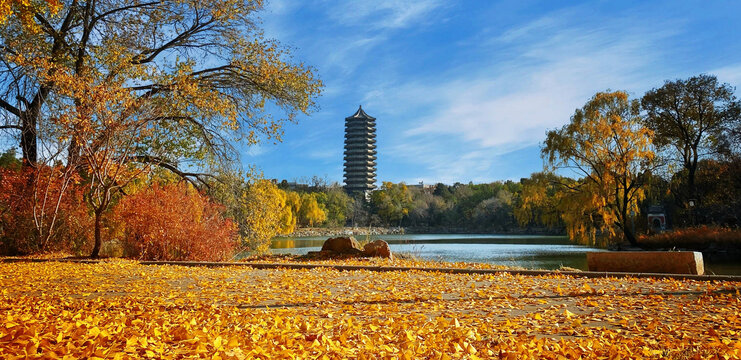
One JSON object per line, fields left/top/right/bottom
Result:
{"left": 1, "top": 260, "right": 740, "bottom": 359}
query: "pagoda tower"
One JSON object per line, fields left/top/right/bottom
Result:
{"left": 343, "top": 106, "right": 377, "bottom": 195}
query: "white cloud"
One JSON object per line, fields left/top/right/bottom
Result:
{"left": 328, "top": 0, "right": 444, "bottom": 30}
{"left": 369, "top": 10, "right": 682, "bottom": 181}
{"left": 245, "top": 144, "right": 267, "bottom": 157}
{"left": 710, "top": 63, "right": 741, "bottom": 89}
{"left": 307, "top": 148, "right": 340, "bottom": 160}
{"left": 320, "top": 35, "right": 385, "bottom": 76}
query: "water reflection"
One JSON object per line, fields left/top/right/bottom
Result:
{"left": 271, "top": 238, "right": 295, "bottom": 249}
{"left": 270, "top": 234, "right": 600, "bottom": 270}
{"left": 269, "top": 234, "right": 741, "bottom": 274}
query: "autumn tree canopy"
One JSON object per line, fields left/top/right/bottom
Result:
{"left": 542, "top": 91, "right": 656, "bottom": 245}
{"left": 0, "top": 0, "right": 322, "bottom": 177}
{"left": 0, "top": 0, "right": 60, "bottom": 28}
{"left": 371, "top": 182, "right": 413, "bottom": 226}
{"left": 641, "top": 74, "right": 741, "bottom": 204}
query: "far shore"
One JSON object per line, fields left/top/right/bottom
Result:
{"left": 284, "top": 226, "right": 563, "bottom": 238}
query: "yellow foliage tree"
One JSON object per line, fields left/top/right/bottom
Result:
{"left": 280, "top": 191, "right": 300, "bottom": 233}
{"left": 241, "top": 179, "right": 293, "bottom": 253}
{"left": 0, "top": 0, "right": 322, "bottom": 170}
{"left": 541, "top": 91, "right": 656, "bottom": 245}
{"left": 298, "top": 193, "right": 326, "bottom": 227}
{"left": 284, "top": 191, "right": 302, "bottom": 225}
{"left": 0, "top": 0, "right": 60, "bottom": 28}
{"left": 0, "top": 0, "right": 321, "bottom": 256}
{"left": 515, "top": 172, "right": 568, "bottom": 229}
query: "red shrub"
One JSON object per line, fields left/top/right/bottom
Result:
{"left": 114, "top": 182, "right": 237, "bottom": 261}
{"left": 638, "top": 226, "right": 741, "bottom": 249}
{"left": 0, "top": 165, "right": 91, "bottom": 255}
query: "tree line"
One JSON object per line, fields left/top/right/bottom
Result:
{"left": 284, "top": 75, "right": 741, "bottom": 248}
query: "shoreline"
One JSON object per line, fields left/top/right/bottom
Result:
{"left": 285, "top": 226, "right": 564, "bottom": 238}
{"left": 286, "top": 226, "right": 406, "bottom": 238}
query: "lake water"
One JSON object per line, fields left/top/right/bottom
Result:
{"left": 271, "top": 234, "right": 741, "bottom": 274}
{"left": 271, "top": 234, "right": 602, "bottom": 271}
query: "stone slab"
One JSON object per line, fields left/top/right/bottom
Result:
{"left": 587, "top": 251, "right": 704, "bottom": 275}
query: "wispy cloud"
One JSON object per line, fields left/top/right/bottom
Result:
{"left": 366, "top": 10, "right": 682, "bottom": 181}
{"left": 245, "top": 144, "right": 268, "bottom": 157}
{"left": 711, "top": 63, "right": 741, "bottom": 89}
{"left": 327, "top": 0, "right": 444, "bottom": 30}
{"left": 255, "top": 1, "right": 741, "bottom": 184}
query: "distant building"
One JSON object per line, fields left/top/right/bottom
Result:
{"left": 407, "top": 181, "right": 435, "bottom": 192}
{"left": 647, "top": 205, "right": 667, "bottom": 231}
{"left": 343, "top": 106, "right": 377, "bottom": 196}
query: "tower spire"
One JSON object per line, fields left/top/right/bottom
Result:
{"left": 343, "top": 106, "right": 377, "bottom": 196}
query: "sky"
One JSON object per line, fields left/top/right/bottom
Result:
{"left": 245, "top": 0, "right": 741, "bottom": 186}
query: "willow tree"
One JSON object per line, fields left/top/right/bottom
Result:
{"left": 542, "top": 91, "right": 656, "bottom": 245}
{"left": 515, "top": 172, "right": 569, "bottom": 231}
{"left": 0, "top": 0, "right": 322, "bottom": 171}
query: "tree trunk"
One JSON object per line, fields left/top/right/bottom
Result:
{"left": 687, "top": 162, "right": 697, "bottom": 201}
{"left": 67, "top": 134, "right": 79, "bottom": 169}
{"left": 91, "top": 210, "right": 102, "bottom": 258}
{"left": 20, "top": 112, "right": 37, "bottom": 165}
{"left": 623, "top": 223, "right": 638, "bottom": 246}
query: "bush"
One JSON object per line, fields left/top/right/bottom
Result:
{"left": 0, "top": 165, "right": 91, "bottom": 255}
{"left": 113, "top": 182, "right": 237, "bottom": 261}
{"left": 638, "top": 226, "right": 741, "bottom": 249}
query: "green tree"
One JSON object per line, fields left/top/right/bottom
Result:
{"left": 0, "top": 149, "right": 20, "bottom": 169}
{"left": 543, "top": 91, "right": 656, "bottom": 245}
{"left": 641, "top": 74, "right": 741, "bottom": 205}
{"left": 315, "top": 186, "right": 352, "bottom": 227}
{"left": 370, "top": 182, "right": 413, "bottom": 226}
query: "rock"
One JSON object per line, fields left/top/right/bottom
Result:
{"left": 363, "top": 239, "right": 393, "bottom": 259}
{"left": 321, "top": 237, "right": 363, "bottom": 255}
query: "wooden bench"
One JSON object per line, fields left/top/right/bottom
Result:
{"left": 587, "top": 251, "right": 704, "bottom": 275}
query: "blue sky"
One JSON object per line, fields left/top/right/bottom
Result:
{"left": 246, "top": 0, "right": 741, "bottom": 185}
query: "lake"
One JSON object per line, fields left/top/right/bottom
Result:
{"left": 271, "top": 234, "right": 741, "bottom": 274}
{"left": 271, "top": 234, "right": 601, "bottom": 270}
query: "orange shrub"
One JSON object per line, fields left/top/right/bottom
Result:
{"left": 638, "top": 226, "right": 741, "bottom": 249}
{"left": 113, "top": 182, "right": 238, "bottom": 261}
{"left": 0, "top": 165, "right": 91, "bottom": 255}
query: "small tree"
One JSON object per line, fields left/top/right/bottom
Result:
{"left": 543, "top": 91, "right": 656, "bottom": 245}
{"left": 241, "top": 179, "right": 294, "bottom": 253}
{"left": 0, "top": 164, "right": 90, "bottom": 254}
{"left": 515, "top": 172, "right": 568, "bottom": 231}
